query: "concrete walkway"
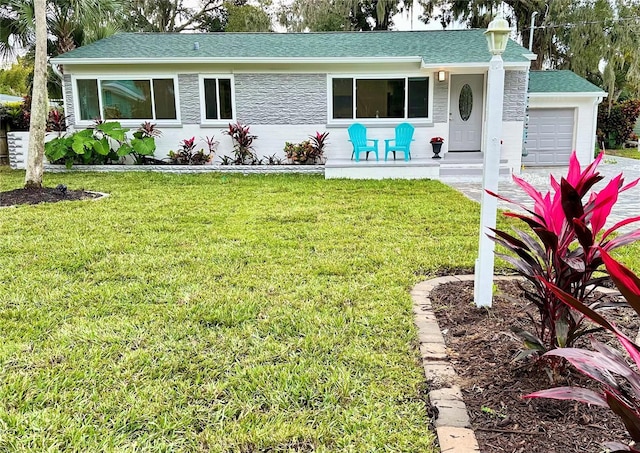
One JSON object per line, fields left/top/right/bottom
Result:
{"left": 447, "top": 155, "right": 640, "bottom": 231}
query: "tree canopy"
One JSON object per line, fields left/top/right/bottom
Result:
{"left": 418, "top": 0, "right": 640, "bottom": 100}
{"left": 278, "top": 0, "right": 412, "bottom": 32}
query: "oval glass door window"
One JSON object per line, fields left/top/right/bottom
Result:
{"left": 459, "top": 84, "right": 473, "bottom": 121}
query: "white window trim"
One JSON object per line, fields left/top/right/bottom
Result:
{"left": 71, "top": 74, "right": 181, "bottom": 126}
{"left": 327, "top": 74, "right": 434, "bottom": 126}
{"left": 198, "top": 74, "right": 237, "bottom": 125}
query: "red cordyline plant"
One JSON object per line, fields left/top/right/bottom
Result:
{"left": 525, "top": 248, "right": 640, "bottom": 453}
{"left": 489, "top": 151, "right": 640, "bottom": 356}
{"left": 224, "top": 121, "right": 257, "bottom": 164}
{"left": 168, "top": 136, "right": 216, "bottom": 165}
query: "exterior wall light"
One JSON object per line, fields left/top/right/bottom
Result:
{"left": 438, "top": 70, "right": 446, "bottom": 82}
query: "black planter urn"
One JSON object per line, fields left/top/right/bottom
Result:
{"left": 431, "top": 142, "right": 443, "bottom": 159}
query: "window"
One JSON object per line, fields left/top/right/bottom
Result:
{"left": 201, "top": 77, "right": 234, "bottom": 121}
{"left": 330, "top": 76, "right": 430, "bottom": 120}
{"left": 75, "top": 77, "right": 178, "bottom": 122}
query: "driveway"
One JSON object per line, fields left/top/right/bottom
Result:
{"left": 447, "top": 155, "right": 640, "bottom": 231}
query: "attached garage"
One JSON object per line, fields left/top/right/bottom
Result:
{"left": 523, "top": 108, "right": 575, "bottom": 166}
{"left": 525, "top": 71, "right": 606, "bottom": 167}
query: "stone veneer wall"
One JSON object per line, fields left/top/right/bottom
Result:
{"left": 178, "top": 74, "right": 200, "bottom": 124}
{"left": 503, "top": 70, "right": 528, "bottom": 122}
{"left": 235, "top": 74, "right": 327, "bottom": 124}
{"left": 64, "top": 74, "right": 75, "bottom": 126}
{"left": 433, "top": 79, "right": 448, "bottom": 123}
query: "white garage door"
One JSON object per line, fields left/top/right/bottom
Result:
{"left": 523, "top": 108, "right": 575, "bottom": 166}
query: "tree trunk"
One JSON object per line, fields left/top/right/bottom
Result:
{"left": 24, "top": 0, "right": 48, "bottom": 189}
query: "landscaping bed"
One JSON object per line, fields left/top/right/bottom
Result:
{"left": 0, "top": 186, "right": 101, "bottom": 206}
{"left": 430, "top": 279, "right": 634, "bottom": 452}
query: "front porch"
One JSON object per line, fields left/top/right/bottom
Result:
{"left": 324, "top": 152, "right": 513, "bottom": 181}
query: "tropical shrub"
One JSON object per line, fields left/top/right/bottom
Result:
{"left": 0, "top": 98, "right": 67, "bottom": 133}
{"left": 283, "top": 131, "right": 329, "bottom": 164}
{"left": 309, "top": 131, "right": 329, "bottom": 158}
{"left": 489, "top": 151, "right": 640, "bottom": 356}
{"left": 45, "top": 121, "right": 159, "bottom": 168}
{"left": 525, "top": 248, "right": 640, "bottom": 452}
{"left": 47, "top": 108, "right": 68, "bottom": 134}
{"left": 598, "top": 99, "right": 640, "bottom": 148}
{"left": 224, "top": 121, "right": 257, "bottom": 164}
{"left": 283, "top": 140, "right": 314, "bottom": 163}
{"left": 0, "top": 99, "right": 30, "bottom": 131}
{"left": 128, "top": 122, "right": 161, "bottom": 165}
{"left": 168, "top": 136, "right": 217, "bottom": 165}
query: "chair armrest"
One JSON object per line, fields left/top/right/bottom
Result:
{"left": 384, "top": 139, "right": 394, "bottom": 145}
{"left": 369, "top": 139, "right": 379, "bottom": 146}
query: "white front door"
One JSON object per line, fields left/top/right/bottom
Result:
{"left": 449, "top": 75, "right": 483, "bottom": 152}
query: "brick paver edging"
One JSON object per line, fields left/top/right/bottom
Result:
{"left": 412, "top": 275, "right": 623, "bottom": 453}
{"left": 411, "top": 275, "right": 480, "bottom": 453}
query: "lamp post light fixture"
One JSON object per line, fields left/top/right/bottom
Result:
{"left": 473, "top": 16, "right": 511, "bottom": 308}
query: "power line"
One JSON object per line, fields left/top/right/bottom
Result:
{"left": 529, "top": 15, "right": 640, "bottom": 31}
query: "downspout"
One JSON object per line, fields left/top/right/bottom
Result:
{"left": 593, "top": 96, "right": 604, "bottom": 160}
{"left": 50, "top": 61, "right": 69, "bottom": 128}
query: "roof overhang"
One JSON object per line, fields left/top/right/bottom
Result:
{"left": 51, "top": 56, "right": 424, "bottom": 65}
{"left": 421, "top": 61, "right": 532, "bottom": 70}
{"left": 51, "top": 55, "right": 531, "bottom": 69}
{"left": 528, "top": 91, "right": 607, "bottom": 98}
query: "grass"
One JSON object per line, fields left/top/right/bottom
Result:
{"left": 0, "top": 169, "right": 493, "bottom": 452}
{"left": 604, "top": 148, "right": 640, "bottom": 160}
{"left": 2, "top": 168, "right": 639, "bottom": 452}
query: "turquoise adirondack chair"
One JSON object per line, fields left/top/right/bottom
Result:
{"left": 384, "top": 123, "right": 415, "bottom": 161}
{"left": 348, "top": 123, "right": 379, "bottom": 162}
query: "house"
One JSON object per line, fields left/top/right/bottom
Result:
{"left": 45, "top": 31, "right": 605, "bottom": 178}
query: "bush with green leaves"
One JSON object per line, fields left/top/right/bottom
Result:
{"left": 0, "top": 99, "right": 30, "bottom": 131}
{"left": 45, "top": 121, "right": 159, "bottom": 168}
{"left": 489, "top": 151, "right": 640, "bottom": 357}
{"left": 128, "top": 122, "right": 161, "bottom": 165}
{"left": 598, "top": 99, "right": 640, "bottom": 148}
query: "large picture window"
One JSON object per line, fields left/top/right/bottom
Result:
{"left": 75, "top": 77, "right": 178, "bottom": 122}
{"left": 330, "top": 76, "right": 430, "bottom": 120}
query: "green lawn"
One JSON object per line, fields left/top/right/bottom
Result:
{"left": 605, "top": 148, "right": 640, "bottom": 160}
{"left": 1, "top": 168, "right": 638, "bottom": 452}
{"left": 0, "top": 169, "right": 490, "bottom": 452}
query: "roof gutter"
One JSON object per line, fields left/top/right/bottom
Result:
{"left": 51, "top": 56, "right": 424, "bottom": 65}
{"left": 528, "top": 91, "right": 607, "bottom": 98}
{"left": 420, "top": 61, "right": 532, "bottom": 70}
{"left": 50, "top": 59, "right": 64, "bottom": 80}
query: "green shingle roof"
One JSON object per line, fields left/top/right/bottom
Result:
{"left": 528, "top": 70, "right": 604, "bottom": 93}
{"left": 53, "top": 30, "right": 531, "bottom": 64}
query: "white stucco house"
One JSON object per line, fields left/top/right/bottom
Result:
{"left": 9, "top": 30, "right": 606, "bottom": 178}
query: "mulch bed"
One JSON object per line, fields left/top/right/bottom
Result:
{"left": 0, "top": 186, "right": 101, "bottom": 207}
{"left": 430, "top": 279, "right": 635, "bottom": 453}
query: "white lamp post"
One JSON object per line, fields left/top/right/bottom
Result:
{"left": 473, "top": 16, "right": 511, "bottom": 308}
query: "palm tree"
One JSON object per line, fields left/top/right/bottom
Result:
{"left": 0, "top": 0, "right": 125, "bottom": 59}
{"left": 24, "top": 0, "right": 46, "bottom": 188}
{"left": 0, "top": 0, "right": 124, "bottom": 186}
